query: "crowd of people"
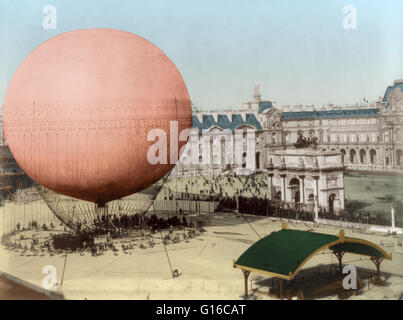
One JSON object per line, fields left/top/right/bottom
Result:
{"left": 168, "top": 173, "right": 389, "bottom": 225}
{"left": 1, "top": 211, "right": 205, "bottom": 256}
{"left": 81, "top": 213, "right": 195, "bottom": 234}
{"left": 215, "top": 196, "right": 316, "bottom": 221}
{"left": 237, "top": 196, "right": 315, "bottom": 221}
{"left": 166, "top": 172, "right": 269, "bottom": 201}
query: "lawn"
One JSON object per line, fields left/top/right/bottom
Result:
{"left": 345, "top": 172, "right": 403, "bottom": 227}
{"left": 165, "top": 172, "right": 403, "bottom": 227}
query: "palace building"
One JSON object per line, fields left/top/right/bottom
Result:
{"left": 173, "top": 80, "right": 403, "bottom": 178}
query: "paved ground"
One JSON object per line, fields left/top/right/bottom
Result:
{"left": 1, "top": 212, "right": 402, "bottom": 300}
{"left": 0, "top": 275, "right": 54, "bottom": 300}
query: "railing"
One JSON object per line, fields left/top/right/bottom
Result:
{"left": 316, "top": 218, "right": 403, "bottom": 234}
{"left": 344, "top": 163, "right": 403, "bottom": 172}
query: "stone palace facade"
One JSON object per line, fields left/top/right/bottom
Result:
{"left": 174, "top": 79, "right": 403, "bottom": 177}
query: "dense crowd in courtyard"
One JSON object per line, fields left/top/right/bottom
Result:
{"left": 1, "top": 212, "right": 205, "bottom": 257}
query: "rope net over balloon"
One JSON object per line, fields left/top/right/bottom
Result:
{"left": 3, "top": 29, "right": 193, "bottom": 237}
{"left": 35, "top": 172, "right": 169, "bottom": 234}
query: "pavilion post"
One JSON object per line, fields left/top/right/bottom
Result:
{"left": 370, "top": 257, "right": 384, "bottom": 276}
{"left": 333, "top": 250, "right": 345, "bottom": 272}
{"left": 242, "top": 270, "right": 250, "bottom": 297}
{"left": 391, "top": 203, "right": 396, "bottom": 229}
{"left": 279, "top": 279, "right": 284, "bottom": 300}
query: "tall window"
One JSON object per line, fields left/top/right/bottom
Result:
{"left": 384, "top": 130, "right": 390, "bottom": 142}
{"left": 340, "top": 134, "right": 347, "bottom": 143}
{"left": 340, "top": 149, "right": 346, "bottom": 164}
{"left": 350, "top": 149, "right": 356, "bottom": 163}
{"left": 370, "top": 149, "right": 376, "bottom": 164}
{"left": 359, "top": 149, "right": 366, "bottom": 163}
{"left": 396, "top": 129, "right": 402, "bottom": 142}
{"left": 397, "top": 150, "right": 403, "bottom": 166}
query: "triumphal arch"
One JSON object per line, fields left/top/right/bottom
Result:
{"left": 266, "top": 148, "right": 345, "bottom": 216}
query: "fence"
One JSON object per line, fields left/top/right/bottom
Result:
{"left": 0, "top": 200, "right": 57, "bottom": 236}
{"left": 316, "top": 217, "right": 403, "bottom": 234}
{"left": 152, "top": 199, "right": 219, "bottom": 215}
{"left": 216, "top": 195, "right": 401, "bottom": 232}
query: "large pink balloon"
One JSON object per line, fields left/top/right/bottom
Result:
{"left": 3, "top": 29, "right": 191, "bottom": 204}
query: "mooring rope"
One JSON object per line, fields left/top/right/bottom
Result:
{"left": 160, "top": 229, "right": 174, "bottom": 277}
{"left": 244, "top": 216, "right": 261, "bottom": 239}
{"left": 60, "top": 252, "right": 68, "bottom": 287}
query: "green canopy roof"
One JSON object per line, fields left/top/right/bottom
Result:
{"left": 233, "top": 227, "right": 392, "bottom": 280}
{"left": 330, "top": 240, "right": 386, "bottom": 258}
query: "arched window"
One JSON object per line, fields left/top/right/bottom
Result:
{"left": 349, "top": 149, "right": 356, "bottom": 163}
{"left": 397, "top": 149, "right": 403, "bottom": 166}
{"left": 294, "top": 191, "right": 300, "bottom": 203}
{"left": 328, "top": 193, "right": 336, "bottom": 215}
{"left": 340, "top": 149, "right": 346, "bottom": 164}
{"left": 289, "top": 178, "right": 300, "bottom": 187}
{"left": 369, "top": 149, "right": 376, "bottom": 164}
{"left": 359, "top": 149, "right": 366, "bottom": 164}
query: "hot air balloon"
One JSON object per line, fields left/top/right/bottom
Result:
{"left": 3, "top": 29, "right": 192, "bottom": 232}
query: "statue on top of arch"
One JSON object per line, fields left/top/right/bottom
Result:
{"left": 293, "top": 129, "right": 319, "bottom": 149}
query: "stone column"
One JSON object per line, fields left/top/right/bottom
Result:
{"left": 313, "top": 175, "right": 320, "bottom": 220}
{"left": 266, "top": 157, "right": 274, "bottom": 200}
{"left": 280, "top": 174, "right": 287, "bottom": 202}
{"left": 391, "top": 203, "right": 396, "bottom": 229}
{"left": 339, "top": 172, "right": 345, "bottom": 210}
{"left": 298, "top": 175, "right": 305, "bottom": 204}
{"left": 267, "top": 173, "right": 274, "bottom": 200}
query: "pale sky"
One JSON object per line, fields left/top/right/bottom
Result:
{"left": 1, "top": 0, "right": 402, "bottom": 110}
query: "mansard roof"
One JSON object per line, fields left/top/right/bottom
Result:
{"left": 383, "top": 86, "right": 394, "bottom": 103}
{"left": 383, "top": 80, "right": 403, "bottom": 103}
{"left": 258, "top": 101, "right": 273, "bottom": 113}
{"left": 281, "top": 108, "right": 381, "bottom": 120}
{"left": 191, "top": 113, "right": 262, "bottom": 131}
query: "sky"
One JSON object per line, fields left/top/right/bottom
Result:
{"left": 0, "top": 0, "right": 402, "bottom": 110}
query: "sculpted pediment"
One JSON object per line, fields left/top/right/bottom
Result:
{"left": 388, "top": 88, "right": 403, "bottom": 113}
{"left": 263, "top": 108, "right": 282, "bottom": 129}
